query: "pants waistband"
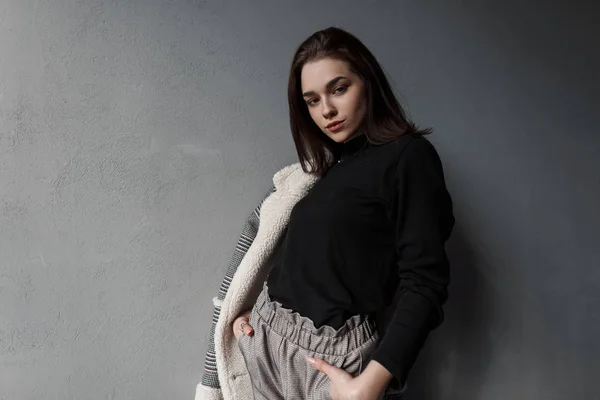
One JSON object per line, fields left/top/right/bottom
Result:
{"left": 253, "top": 282, "right": 378, "bottom": 356}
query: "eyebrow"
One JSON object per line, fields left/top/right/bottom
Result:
{"left": 302, "top": 76, "right": 348, "bottom": 97}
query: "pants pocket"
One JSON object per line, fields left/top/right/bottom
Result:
{"left": 340, "top": 331, "right": 380, "bottom": 377}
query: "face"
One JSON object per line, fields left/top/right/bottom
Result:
{"left": 301, "top": 58, "right": 367, "bottom": 143}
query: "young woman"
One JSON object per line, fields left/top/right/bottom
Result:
{"left": 196, "top": 27, "right": 454, "bottom": 400}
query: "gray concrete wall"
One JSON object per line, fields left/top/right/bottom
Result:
{"left": 1, "top": 1, "right": 598, "bottom": 399}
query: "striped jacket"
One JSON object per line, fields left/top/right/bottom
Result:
{"left": 195, "top": 162, "right": 319, "bottom": 400}
{"left": 195, "top": 162, "right": 405, "bottom": 399}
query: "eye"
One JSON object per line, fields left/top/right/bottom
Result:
{"left": 306, "top": 98, "right": 319, "bottom": 107}
{"left": 334, "top": 86, "right": 347, "bottom": 94}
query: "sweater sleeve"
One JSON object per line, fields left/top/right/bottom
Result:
{"left": 370, "top": 137, "right": 455, "bottom": 386}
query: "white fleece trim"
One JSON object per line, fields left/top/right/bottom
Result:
{"left": 195, "top": 383, "right": 223, "bottom": 400}
{"left": 212, "top": 162, "right": 318, "bottom": 400}
{"left": 272, "top": 161, "right": 317, "bottom": 197}
{"left": 212, "top": 296, "right": 223, "bottom": 308}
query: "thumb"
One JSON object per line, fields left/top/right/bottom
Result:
{"left": 307, "top": 357, "right": 348, "bottom": 382}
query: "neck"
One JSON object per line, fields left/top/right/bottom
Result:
{"left": 344, "top": 132, "right": 363, "bottom": 143}
{"left": 338, "top": 133, "right": 369, "bottom": 162}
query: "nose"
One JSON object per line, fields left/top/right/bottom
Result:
{"left": 321, "top": 98, "right": 337, "bottom": 119}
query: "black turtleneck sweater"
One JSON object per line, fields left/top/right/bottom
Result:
{"left": 266, "top": 133, "right": 455, "bottom": 385}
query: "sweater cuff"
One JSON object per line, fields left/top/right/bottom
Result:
{"left": 371, "top": 349, "right": 408, "bottom": 388}
{"left": 370, "top": 325, "right": 430, "bottom": 387}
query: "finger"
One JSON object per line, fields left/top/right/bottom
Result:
{"left": 236, "top": 317, "right": 254, "bottom": 337}
{"left": 232, "top": 317, "right": 248, "bottom": 337}
{"left": 307, "top": 357, "right": 335, "bottom": 376}
{"left": 307, "top": 357, "right": 352, "bottom": 383}
{"left": 242, "top": 322, "right": 254, "bottom": 336}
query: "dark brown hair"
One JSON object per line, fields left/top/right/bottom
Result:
{"left": 287, "top": 26, "right": 432, "bottom": 177}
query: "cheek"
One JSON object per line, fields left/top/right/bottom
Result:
{"left": 339, "top": 96, "right": 358, "bottom": 115}
{"left": 308, "top": 108, "right": 320, "bottom": 124}
{"left": 351, "top": 99, "right": 366, "bottom": 121}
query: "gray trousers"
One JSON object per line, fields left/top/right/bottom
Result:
{"left": 237, "top": 282, "right": 405, "bottom": 400}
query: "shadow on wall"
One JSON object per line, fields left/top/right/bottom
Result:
{"left": 402, "top": 224, "right": 493, "bottom": 400}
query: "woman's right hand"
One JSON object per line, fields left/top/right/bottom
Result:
{"left": 232, "top": 309, "right": 255, "bottom": 341}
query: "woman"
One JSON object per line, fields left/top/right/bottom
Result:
{"left": 196, "top": 27, "right": 454, "bottom": 400}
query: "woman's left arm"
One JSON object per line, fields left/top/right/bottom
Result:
{"left": 366, "top": 136, "right": 455, "bottom": 391}
{"left": 308, "top": 136, "right": 455, "bottom": 399}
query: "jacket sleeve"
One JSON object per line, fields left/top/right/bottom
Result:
{"left": 198, "top": 186, "right": 276, "bottom": 392}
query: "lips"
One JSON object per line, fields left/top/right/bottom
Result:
{"left": 327, "top": 120, "right": 345, "bottom": 131}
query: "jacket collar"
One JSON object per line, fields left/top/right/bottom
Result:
{"left": 272, "top": 162, "right": 319, "bottom": 198}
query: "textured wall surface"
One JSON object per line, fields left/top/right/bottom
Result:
{"left": 0, "top": 1, "right": 598, "bottom": 399}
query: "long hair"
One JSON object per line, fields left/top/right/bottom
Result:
{"left": 287, "top": 26, "right": 432, "bottom": 177}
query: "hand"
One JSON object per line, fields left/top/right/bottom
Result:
{"left": 232, "top": 309, "right": 254, "bottom": 341}
{"left": 307, "top": 357, "right": 384, "bottom": 400}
